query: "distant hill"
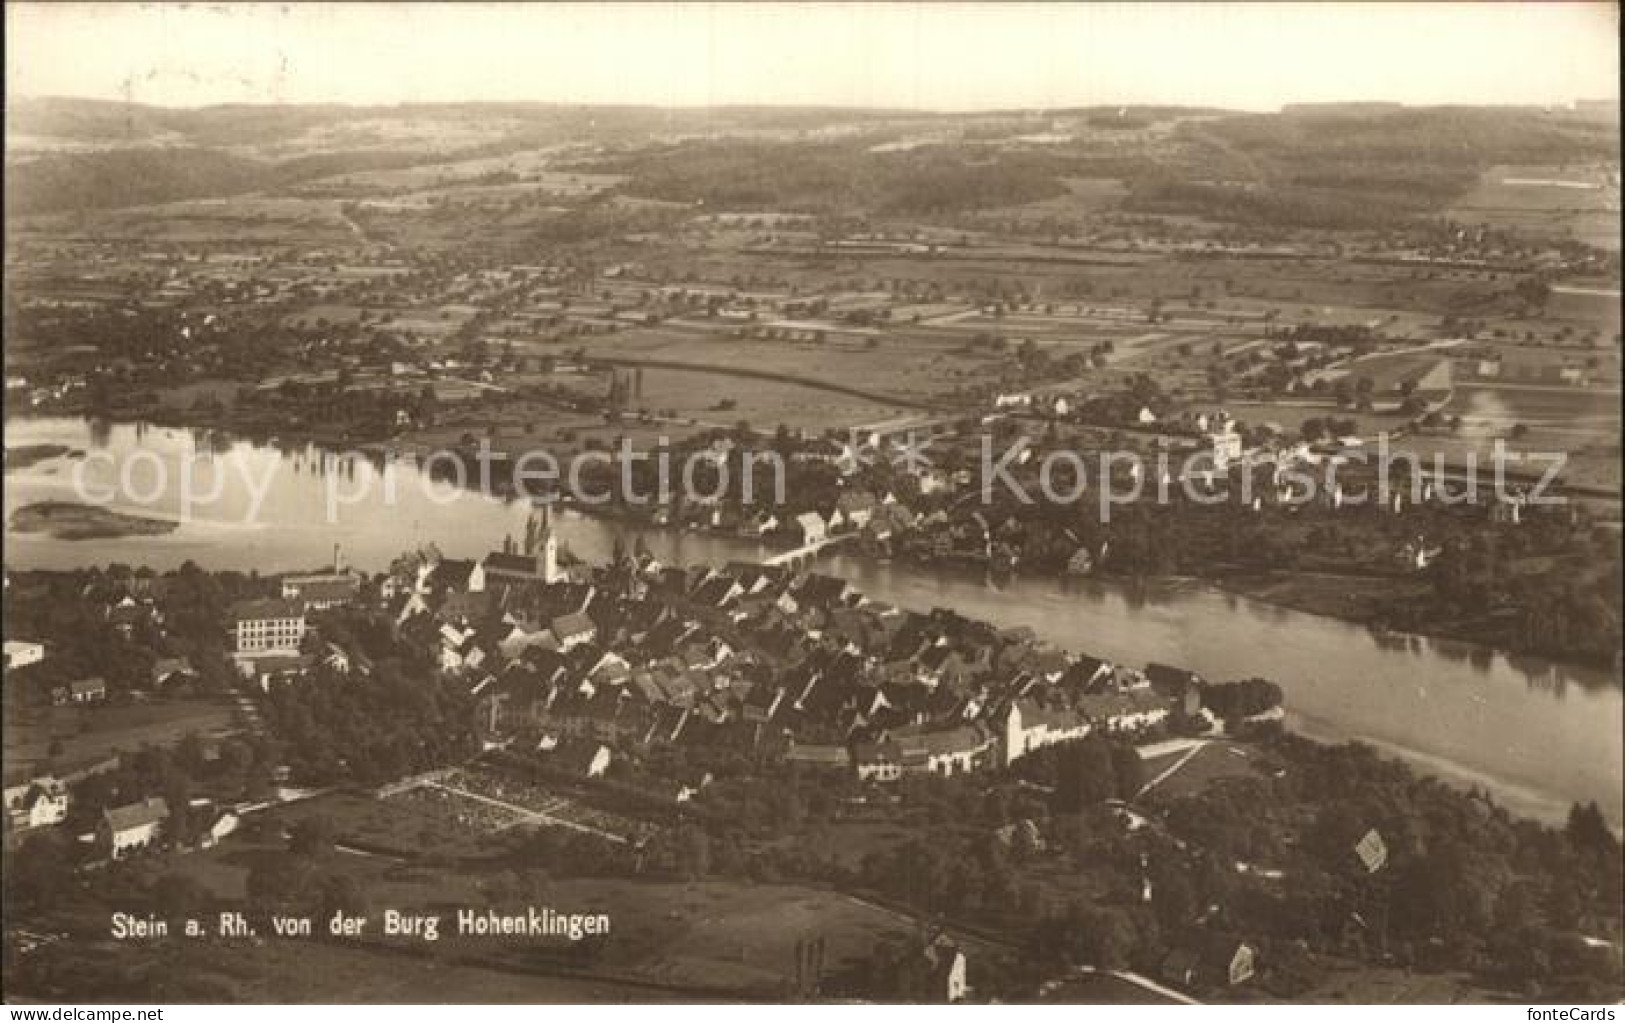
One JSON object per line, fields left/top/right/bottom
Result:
{"left": 4, "top": 144, "right": 477, "bottom": 215}
{"left": 6, "top": 147, "right": 271, "bottom": 214}
{"left": 7, "top": 97, "right": 1617, "bottom": 224}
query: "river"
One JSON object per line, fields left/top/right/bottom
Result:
{"left": 5, "top": 417, "right": 1621, "bottom": 828}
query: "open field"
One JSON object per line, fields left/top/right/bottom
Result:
{"left": 293, "top": 152, "right": 625, "bottom": 197}
{"left": 18, "top": 196, "right": 358, "bottom": 246}
{"left": 3, "top": 698, "right": 238, "bottom": 776}
{"left": 622, "top": 365, "right": 906, "bottom": 432}
{"left": 1282, "top": 963, "right": 1506, "bottom": 1006}
{"left": 254, "top": 789, "right": 503, "bottom": 861}
{"left": 86, "top": 814, "right": 940, "bottom": 1000}
{"left": 6, "top": 927, "right": 717, "bottom": 1004}
{"left": 535, "top": 323, "right": 993, "bottom": 410}
{"left": 971, "top": 176, "right": 1132, "bottom": 224}
{"left": 1139, "top": 739, "right": 1273, "bottom": 803}
{"left": 1447, "top": 163, "right": 1621, "bottom": 251}
{"left": 537, "top": 879, "right": 923, "bottom": 991}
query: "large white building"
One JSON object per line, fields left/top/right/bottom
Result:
{"left": 1002, "top": 698, "right": 1093, "bottom": 767}
{"left": 230, "top": 598, "right": 308, "bottom": 655}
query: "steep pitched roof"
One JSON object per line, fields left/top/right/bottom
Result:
{"left": 104, "top": 796, "right": 169, "bottom": 833}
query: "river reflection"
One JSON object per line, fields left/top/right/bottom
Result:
{"left": 4, "top": 416, "right": 1621, "bottom": 827}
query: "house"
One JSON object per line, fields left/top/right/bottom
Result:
{"left": 199, "top": 808, "right": 241, "bottom": 848}
{"left": 783, "top": 742, "right": 850, "bottom": 770}
{"left": 1395, "top": 536, "right": 1443, "bottom": 571}
{"left": 1160, "top": 934, "right": 1256, "bottom": 989}
{"left": 835, "top": 490, "right": 878, "bottom": 531}
{"left": 247, "top": 652, "right": 315, "bottom": 690}
{"left": 852, "top": 740, "right": 905, "bottom": 782}
{"left": 2, "top": 640, "right": 45, "bottom": 671}
{"left": 550, "top": 612, "right": 597, "bottom": 651}
{"left": 1065, "top": 546, "right": 1097, "bottom": 576}
{"left": 1209, "top": 425, "right": 1243, "bottom": 470}
{"left": 796, "top": 573, "right": 851, "bottom": 610}
{"left": 6, "top": 776, "right": 69, "bottom": 830}
{"left": 549, "top": 739, "right": 612, "bottom": 779}
{"left": 794, "top": 510, "right": 828, "bottom": 546}
{"left": 230, "top": 598, "right": 308, "bottom": 655}
{"left": 915, "top": 467, "right": 950, "bottom": 495}
{"left": 863, "top": 502, "right": 917, "bottom": 542}
{"left": 1490, "top": 493, "right": 1525, "bottom": 525}
{"left": 101, "top": 797, "right": 170, "bottom": 858}
{"left": 891, "top": 724, "right": 996, "bottom": 777}
{"left": 741, "top": 682, "right": 787, "bottom": 723}
{"left": 322, "top": 642, "right": 359, "bottom": 675}
{"left": 431, "top": 558, "right": 487, "bottom": 593}
{"left": 151, "top": 657, "right": 198, "bottom": 689}
{"left": 106, "top": 598, "right": 162, "bottom": 636}
{"left": 280, "top": 572, "right": 359, "bottom": 609}
{"left": 738, "top": 509, "right": 780, "bottom": 538}
{"left": 921, "top": 933, "right": 968, "bottom": 1003}
{"left": 62, "top": 677, "right": 108, "bottom": 704}
{"left": 1002, "top": 698, "right": 1092, "bottom": 767}
{"left": 691, "top": 575, "right": 744, "bottom": 610}
{"left": 1145, "top": 663, "right": 1204, "bottom": 716}
{"left": 1076, "top": 686, "right": 1171, "bottom": 733}
{"left": 1060, "top": 654, "right": 1114, "bottom": 693}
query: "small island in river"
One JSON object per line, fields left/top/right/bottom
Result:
{"left": 8, "top": 501, "right": 177, "bottom": 541}
{"left": 4, "top": 444, "right": 85, "bottom": 472}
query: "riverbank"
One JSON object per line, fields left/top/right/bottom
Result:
{"left": 8, "top": 501, "right": 179, "bottom": 541}
{"left": 581, "top": 499, "right": 1618, "bottom": 673}
{"left": 1211, "top": 570, "right": 1429, "bottom": 631}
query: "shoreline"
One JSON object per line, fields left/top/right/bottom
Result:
{"left": 7, "top": 500, "right": 180, "bottom": 541}
{"left": 4, "top": 410, "right": 1618, "bottom": 672}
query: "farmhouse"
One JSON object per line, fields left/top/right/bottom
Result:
{"left": 54, "top": 677, "right": 107, "bottom": 705}
{"left": 6, "top": 776, "right": 69, "bottom": 831}
{"left": 101, "top": 797, "right": 170, "bottom": 859}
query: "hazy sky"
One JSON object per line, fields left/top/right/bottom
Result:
{"left": 7, "top": 2, "right": 1620, "bottom": 112}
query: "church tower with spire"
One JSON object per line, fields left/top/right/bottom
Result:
{"left": 524, "top": 502, "right": 561, "bottom": 583}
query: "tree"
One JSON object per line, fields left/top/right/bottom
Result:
{"left": 676, "top": 824, "right": 711, "bottom": 879}
{"left": 1513, "top": 277, "right": 1552, "bottom": 310}
{"left": 4, "top": 830, "right": 77, "bottom": 914}
{"left": 1566, "top": 801, "right": 1617, "bottom": 856}
{"left": 318, "top": 872, "right": 369, "bottom": 917}
{"left": 153, "top": 872, "right": 209, "bottom": 919}
{"left": 288, "top": 814, "right": 336, "bottom": 858}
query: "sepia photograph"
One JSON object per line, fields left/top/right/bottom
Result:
{"left": 2, "top": 0, "right": 1621, "bottom": 1010}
